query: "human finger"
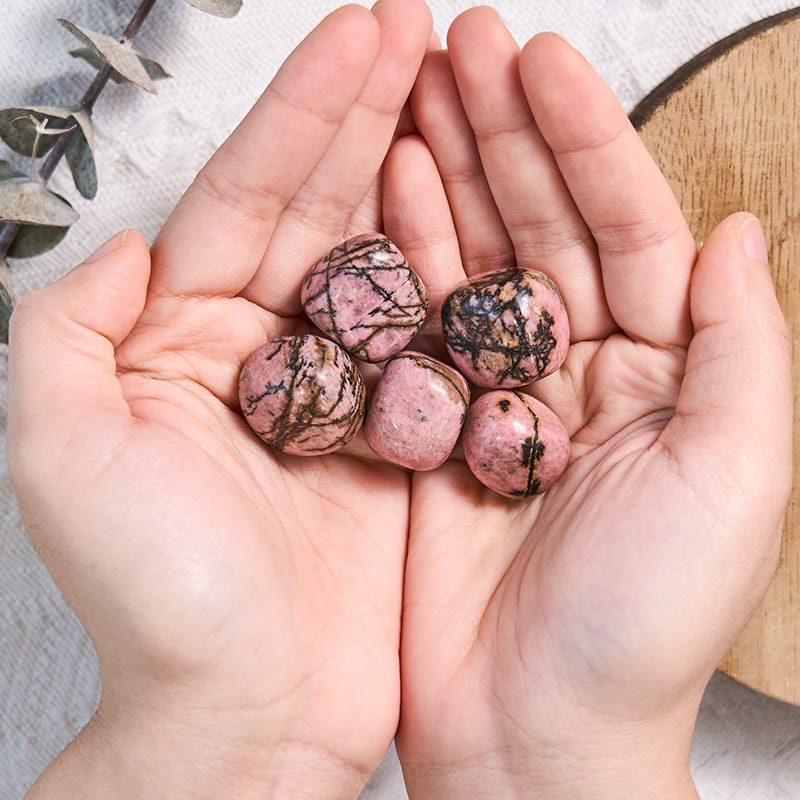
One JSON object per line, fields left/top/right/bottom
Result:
{"left": 344, "top": 27, "right": 443, "bottom": 239}
{"left": 658, "top": 213, "right": 792, "bottom": 524}
{"left": 410, "top": 49, "right": 514, "bottom": 277}
{"left": 149, "top": 5, "right": 381, "bottom": 300}
{"left": 383, "top": 134, "right": 465, "bottom": 352}
{"left": 8, "top": 231, "right": 150, "bottom": 496}
{"left": 447, "top": 7, "right": 614, "bottom": 341}
{"left": 242, "top": 0, "right": 433, "bottom": 315}
{"left": 519, "top": 32, "right": 698, "bottom": 348}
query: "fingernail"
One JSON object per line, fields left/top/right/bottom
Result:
{"left": 85, "top": 229, "right": 130, "bottom": 264}
{"left": 741, "top": 217, "right": 768, "bottom": 264}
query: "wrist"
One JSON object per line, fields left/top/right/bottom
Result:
{"left": 402, "top": 753, "right": 699, "bottom": 800}
{"left": 400, "top": 712, "right": 700, "bottom": 800}
{"left": 25, "top": 696, "right": 366, "bottom": 800}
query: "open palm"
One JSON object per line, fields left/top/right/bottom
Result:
{"left": 9, "top": 1, "right": 432, "bottom": 793}
{"left": 390, "top": 10, "right": 792, "bottom": 796}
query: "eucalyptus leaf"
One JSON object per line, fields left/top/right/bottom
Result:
{"left": 0, "top": 221, "right": 70, "bottom": 259}
{"left": 137, "top": 55, "right": 171, "bottom": 82}
{"left": 0, "top": 160, "right": 26, "bottom": 181}
{"left": 1, "top": 107, "right": 96, "bottom": 199}
{"left": 0, "top": 178, "right": 79, "bottom": 226}
{"left": 0, "top": 106, "right": 75, "bottom": 157}
{"left": 0, "top": 257, "right": 14, "bottom": 345}
{"left": 69, "top": 110, "right": 94, "bottom": 153}
{"left": 64, "top": 109, "right": 97, "bottom": 199}
{"left": 182, "top": 0, "right": 242, "bottom": 18}
{"left": 70, "top": 47, "right": 171, "bottom": 84}
{"left": 59, "top": 19, "right": 157, "bottom": 94}
{"left": 71, "top": 48, "right": 128, "bottom": 84}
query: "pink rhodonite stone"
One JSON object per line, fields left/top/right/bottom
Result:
{"left": 301, "top": 233, "right": 429, "bottom": 363}
{"left": 365, "top": 352, "right": 470, "bottom": 470}
{"left": 462, "top": 390, "right": 570, "bottom": 498}
{"left": 238, "top": 334, "right": 366, "bottom": 456}
{"left": 441, "top": 267, "right": 569, "bottom": 388}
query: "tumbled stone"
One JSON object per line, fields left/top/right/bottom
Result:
{"left": 301, "top": 233, "right": 429, "bottom": 363}
{"left": 365, "top": 352, "right": 469, "bottom": 470}
{"left": 238, "top": 334, "right": 366, "bottom": 456}
{"left": 462, "top": 390, "right": 569, "bottom": 498}
{"left": 441, "top": 267, "right": 569, "bottom": 388}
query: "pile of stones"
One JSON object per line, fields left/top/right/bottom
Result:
{"left": 238, "top": 233, "right": 570, "bottom": 498}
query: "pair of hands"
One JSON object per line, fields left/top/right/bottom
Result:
{"left": 7, "top": 2, "right": 792, "bottom": 798}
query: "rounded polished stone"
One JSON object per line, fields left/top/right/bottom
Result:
{"left": 462, "top": 390, "right": 570, "bottom": 498}
{"left": 441, "top": 267, "right": 569, "bottom": 388}
{"left": 238, "top": 334, "right": 366, "bottom": 456}
{"left": 365, "top": 352, "right": 470, "bottom": 470}
{"left": 301, "top": 233, "right": 429, "bottom": 363}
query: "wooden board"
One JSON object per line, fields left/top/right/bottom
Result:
{"left": 631, "top": 8, "right": 800, "bottom": 704}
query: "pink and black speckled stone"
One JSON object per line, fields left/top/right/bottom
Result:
{"left": 238, "top": 334, "right": 366, "bottom": 456}
{"left": 365, "top": 352, "right": 469, "bottom": 470}
{"left": 441, "top": 267, "right": 569, "bottom": 388}
{"left": 462, "top": 390, "right": 570, "bottom": 498}
{"left": 301, "top": 233, "right": 429, "bottom": 363}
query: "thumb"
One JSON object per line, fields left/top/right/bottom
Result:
{"left": 8, "top": 229, "right": 151, "bottom": 477}
{"left": 659, "top": 212, "right": 792, "bottom": 523}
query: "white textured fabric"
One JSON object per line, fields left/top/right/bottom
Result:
{"left": 1, "top": 1, "right": 799, "bottom": 798}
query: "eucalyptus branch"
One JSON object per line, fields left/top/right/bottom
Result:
{"left": 0, "top": 217, "right": 19, "bottom": 261}
{"left": 0, "top": 0, "right": 241, "bottom": 341}
{"left": 0, "top": 0, "right": 158, "bottom": 262}
{"left": 35, "top": 65, "right": 113, "bottom": 187}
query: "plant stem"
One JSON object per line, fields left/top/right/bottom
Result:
{"left": 35, "top": 65, "right": 114, "bottom": 186}
{"left": 0, "top": 0, "right": 159, "bottom": 260}
{"left": 0, "top": 224, "right": 20, "bottom": 262}
{"left": 120, "top": 0, "right": 159, "bottom": 44}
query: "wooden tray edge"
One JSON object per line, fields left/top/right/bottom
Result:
{"left": 629, "top": 6, "right": 800, "bottom": 129}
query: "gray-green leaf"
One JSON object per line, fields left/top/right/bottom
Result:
{"left": 64, "top": 109, "right": 97, "bottom": 200}
{"left": 0, "top": 160, "right": 27, "bottom": 181}
{"left": 0, "top": 178, "right": 77, "bottom": 257}
{"left": 70, "top": 47, "right": 171, "bottom": 84}
{"left": 0, "top": 108, "right": 97, "bottom": 200}
{"left": 0, "top": 258, "right": 14, "bottom": 344}
{"left": 0, "top": 178, "right": 79, "bottom": 226}
{"left": 59, "top": 18, "right": 157, "bottom": 93}
{"left": 182, "top": 0, "right": 242, "bottom": 18}
{"left": 0, "top": 106, "right": 76, "bottom": 157}
{"left": 0, "top": 221, "right": 70, "bottom": 259}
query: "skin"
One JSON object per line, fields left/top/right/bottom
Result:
{"left": 388, "top": 9, "right": 792, "bottom": 800}
{"left": 6, "top": 4, "right": 792, "bottom": 800}
{"left": 9, "top": 3, "right": 433, "bottom": 798}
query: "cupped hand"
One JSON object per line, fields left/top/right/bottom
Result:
{"left": 8, "top": 2, "right": 432, "bottom": 797}
{"left": 387, "top": 9, "right": 792, "bottom": 798}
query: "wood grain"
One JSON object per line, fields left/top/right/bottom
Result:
{"left": 631, "top": 9, "right": 800, "bottom": 704}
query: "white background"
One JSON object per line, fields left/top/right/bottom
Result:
{"left": 1, "top": 0, "right": 800, "bottom": 797}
